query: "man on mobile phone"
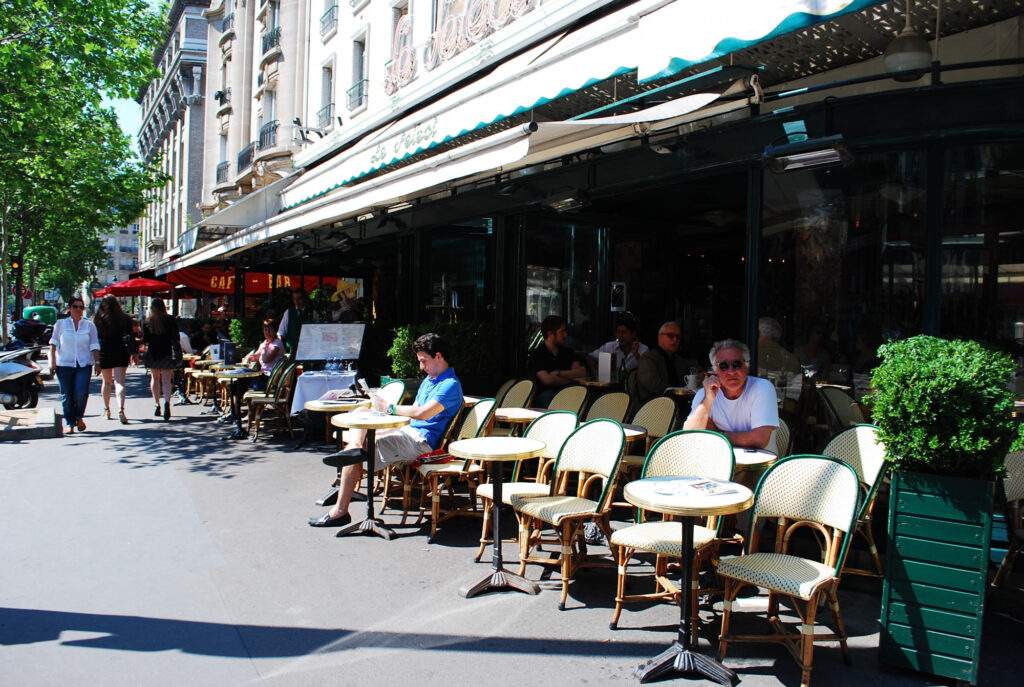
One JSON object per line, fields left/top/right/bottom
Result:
{"left": 683, "top": 339, "right": 778, "bottom": 452}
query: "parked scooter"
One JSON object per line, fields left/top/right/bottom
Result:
{"left": 2, "top": 317, "right": 53, "bottom": 357}
{"left": 0, "top": 347, "right": 44, "bottom": 409}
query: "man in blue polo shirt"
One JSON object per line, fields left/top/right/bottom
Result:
{"left": 309, "top": 333, "right": 464, "bottom": 527}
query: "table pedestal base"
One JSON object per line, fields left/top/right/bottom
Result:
{"left": 634, "top": 641, "right": 737, "bottom": 685}
{"left": 336, "top": 517, "right": 395, "bottom": 540}
{"left": 460, "top": 568, "right": 539, "bottom": 598}
{"left": 226, "top": 427, "right": 247, "bottom": 440}
{"left": 316, "top": 486, "right": 339, "bottom": 507}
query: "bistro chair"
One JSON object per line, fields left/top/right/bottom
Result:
{"left": 243, "top": 356, "right": 289, "bottom": 426}
{"left": 493, "top": 378, "right": 516, "bottom": 407}
{"left": 620, "top": 396, "right": 678, "bottom": 473}
{"left": 248, "top": 362, "right": 298, "bottom": 442}
{"left": 819, "top": 386, "right": 865, "bottom": 430}
{"left": 773, "top": 417, "right": 792, "bottom": 457}
{"left": 474, "top": 410, "right": 578, "bottom": 561}
{"left": 489, "top": 379, "right": 535, "bottom": 436}
{"left": 993, "top": 450, "right": 1024, "bottom": 589}
{"left": 546, "top": 385, "right": 587, "bottom": 414}
{"left": 412, "top": 398, "right": 497, "bottom": 539}
{"left": 823, "top": 424, "right": 887, "bottom": 577}
{"left": 379, "top": 380, "right": 406, "bottom": 407}
{"left": 716, "top": 455, "right": 861, "bottom": 687}
{"left": 609, "top": 430, "right": 734, "bottom": 636}
{"left": 584, "top": 391, "right": 630, "bottom": 423}
{"left": 512, "top": 419, "right": 625, "bottom": 610}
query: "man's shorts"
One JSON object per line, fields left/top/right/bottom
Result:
{"left": 373, "top": 425, "right": 432, "bottom": 470}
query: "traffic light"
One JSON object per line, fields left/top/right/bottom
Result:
{"left": 9, "top": 257, "right": 20, "bottom": 273}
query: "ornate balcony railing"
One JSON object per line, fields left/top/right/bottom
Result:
{"left": 216, "top": 161, "right": 230, "bottom": 184}
{"left": 215, "top": 87, "right": 231, "bottom": 105}
{"left": 317, "top": 102, "right": 335, "bottom": 130}
{"left": 347, "top": 79, "right": 368, "bottom": 111}
{"left": 261, "top": 26, "right": 281, "bottom": 55}
{"left": 384, "top": 14, "right": 416, "bottom": 95}
{"left": 320, "top": 4, "right": 338, "bottom": 36}
{"left": 238, "top": 142, "right": 256, "bottom": 170}
{"left": 258, "top": 120, "right": 279, "bottom": 150}
{"left": 424, "top": 0, "right": 537, "bottom": 72}
{"left": 221, "top": 13, "right": 234, "bottom": 33}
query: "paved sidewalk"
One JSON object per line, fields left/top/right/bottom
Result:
{"left": 1, "top": 368, "right": 1020, "bottom": 686}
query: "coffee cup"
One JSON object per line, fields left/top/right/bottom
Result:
{"left": 685, "top": 373, "right": 700, "bottom": 389}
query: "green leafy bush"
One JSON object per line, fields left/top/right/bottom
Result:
{"left": 229, "top": 317, "right": 262, "bottom": 353}
{"left": 867, "top": 335, "right": 1022, "bottom": 479}
{"left": 387, "top": 323, "right": 498, "bottom": 383}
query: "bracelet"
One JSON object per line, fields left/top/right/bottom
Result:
{"left": 388, "top": 403, "right": 397, "bottom": 415}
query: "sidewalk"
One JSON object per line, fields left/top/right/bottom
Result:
{"left": 0, "top": 368, "right": 1019, "bottom": 686}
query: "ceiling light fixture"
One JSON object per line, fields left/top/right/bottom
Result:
{"left": 763, "top": 134, "right": 852, "bottom": 173}
{"left": 883, "top": 0, "right": 932, "bottom": 82}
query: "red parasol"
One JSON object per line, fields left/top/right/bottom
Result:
{"left": 101, "top": 277, "right": 173, "bottom": 297}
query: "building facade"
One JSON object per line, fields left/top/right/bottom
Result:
{"left": 97, "top": 224, "right": 140, "bottom": 287}
{"left": 136, "top": 0, "right": 211, "bottom": 271}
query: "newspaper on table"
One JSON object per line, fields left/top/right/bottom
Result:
{"left": 652, "top": 476, "right": 739, "bottom": 497}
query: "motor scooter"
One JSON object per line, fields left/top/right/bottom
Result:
{"left": 0, "top": 346, "right": 44, "bottom": 409}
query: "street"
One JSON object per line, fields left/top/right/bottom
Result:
{"left": 0, "top": 368, "right": 1019, "bottom": 686}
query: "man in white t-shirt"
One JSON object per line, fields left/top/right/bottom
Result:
{"left": 684, "top": 338, "right": 779, "bottom": 452}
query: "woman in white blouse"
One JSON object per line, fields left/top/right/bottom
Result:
{"left": 48, "top": 296, "right": 100, "bottom": 434}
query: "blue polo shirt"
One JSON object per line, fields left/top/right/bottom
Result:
{"left": 409, "top": 367, "right": 464, "bottom": 449}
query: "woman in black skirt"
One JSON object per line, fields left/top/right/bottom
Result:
{"left": 93, "top": 295, "right": 136, "bottom": 424}
{"left": 142, "top": 298, "right": 182, "bottom": 421}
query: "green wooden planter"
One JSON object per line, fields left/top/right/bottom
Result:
{"left": 879, "top": 470, "right": 995, "bottom": 685}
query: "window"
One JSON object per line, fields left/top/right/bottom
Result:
{"left": 219, "top": 133, "right": 228, "bottom": 163}
{"left": 268, "top": 0, "right": 280, "bottom": 29}
{"left": 319, "top": 62, "right": 335, "bottom": 129}
{"left": 348, "top": 35, "right": 368, "bottom": 111}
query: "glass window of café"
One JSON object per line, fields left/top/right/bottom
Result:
{"left": 422, "top": 218, "right": 493, "bottom": 323}
{"left": 758, "top": 150, "right": 927, "bottom": 399}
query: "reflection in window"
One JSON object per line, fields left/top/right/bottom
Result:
{"left": 425, "top": 219, "right": 492, "bottom": 323}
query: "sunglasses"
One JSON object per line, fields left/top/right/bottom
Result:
{"left": 716, "top": 360, "right": 745, "bottom": 371}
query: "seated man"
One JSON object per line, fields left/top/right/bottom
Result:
{"left": 635, "top": 321, "right": 698, "bottom": 403}
{"left": 309, "top": 333, "right": 463, "bottom": 527}
{"left": 589, "top": 312, "right": 648, "bottom": 375}
{"left": 683, "top": 338, "right": 779, "bottom": 451}
{"left": 527, "top": 315, "right": 586, "bottom": 407}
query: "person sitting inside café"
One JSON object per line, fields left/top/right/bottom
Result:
{"left": 683, "top": 338, "right": 779, "bottom": 451}
{"left": 635, "top": 321, "right": 698, "bottom": 403}
{"left": 309, "top": 333, "right": 464, "bottom": 528}
{"left": 589, "top": 312, "right": 648, "bottom": 375}
{"left": 277, "top": 288, "right": 312, "bottom": 355}
{"left": 527, "top": 315, "right": 587, "bottom": 407}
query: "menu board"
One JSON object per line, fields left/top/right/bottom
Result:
{"left": 295, "top": 323, "right": 365, "bottom": 361}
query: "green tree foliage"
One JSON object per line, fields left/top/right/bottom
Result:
{"left": 867, "top": 335, "right": 1023, "bottom": 479}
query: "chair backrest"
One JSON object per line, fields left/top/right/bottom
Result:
{"left": 585, "top": 391, "right": 630, "bottom": 423}
{"left": 771, "top": 417, "right": 791, "bottom": 457}
{"left": 1002, "top": 450, "right": 1024, "bottom": 504}
{"left": 630, "top": 396, "right": 677, "bottom": 440}
{"left": 642, "top": 430, "right": 734, "bottom": 481}
{"left": 819, "top": 386, "right": 865, "bottom": 428}
{"left": 823, "top": 425, "right": 886, "bottom": 492}
{"left": 264, "top": 355, "right": 290, "bottom": 393}
{"left": 551, "top": 419, "right": 625, "bottom": 510}
{"left": 547, "top": 385, "right": 587, "bottom": 414}
{"left": 751, "top": 455, "right": 861, "bottom": 574}
{"left": 378, "top": 380, "right": 406, "bottom": 407}
{"left": 277, "top": 363, "right": 299, "bottom": 402}
{"left": 456, "top": 398, "right": 497, "bottom": 440}
{"left": 523, "top": 410, "right": 579, "bottom": 461}
{"left": 493, "top": 378, "right": 516, "bottom": 406}
{"left": 498, "top": 379, "right": 534, "bottom": 408}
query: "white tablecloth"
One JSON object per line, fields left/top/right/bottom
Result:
{"left": 290, "top": 371, "right": 357, "bottom": 414}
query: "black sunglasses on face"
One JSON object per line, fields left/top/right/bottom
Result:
{"left": 716, "top": 360, "right": 745, "bottom": 371}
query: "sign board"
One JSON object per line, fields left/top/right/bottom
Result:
{"left": 295, "top": 323, "right": 366, "bottom": 361}
{"left": 44, "top": 289, "right": 60, "bottom": 302}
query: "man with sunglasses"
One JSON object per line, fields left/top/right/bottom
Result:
{"left": 684, "top": 339, "right": 778, "bottom": 451}
{"left": 635, "top": 321, "right": 698, "bottom": 404}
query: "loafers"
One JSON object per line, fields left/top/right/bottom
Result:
{"left": 322, "top": 448, "right": 367, "bottom": 468}
{"left": 308, "top": 512, "right": 352, "bottom": 528}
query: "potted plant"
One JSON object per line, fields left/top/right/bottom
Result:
{"left": 869, "top": 335, "right": 1023, "bottom": 685}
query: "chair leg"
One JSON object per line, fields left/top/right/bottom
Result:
{"left": 430, "top": 475, "right": 442, "bottom": 541}
{"left": 718, "top": 579, "right": 741, "bottom": 661}
{"left": 252, "top": 406, "right": 263, "bottom": 441}
{"left": 559, "top": 523, "right": 574, "bottom": 610}
{"left": 400, "top": 467, "right": 413, "bottom": 525}
{"left": 992, "top": 541, "right": 1020, "bottom": 589}
{"left": 860, "top": 520, "right": 884, "bottom": 576}
{"left": 517, "top": 520, "right": 535, "bottom": 577}
{"left": 800, "top": 593, "right": 821, "bottom": 687}
{"left": 475, "top": 498, "right": 492, "bottom": 562}
{"left": 827, "top": 585, "right": 852, "bottom": 666}
{"left": 610, "top": 545, "right": 631, "bottom": 629}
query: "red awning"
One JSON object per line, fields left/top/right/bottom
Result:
{"left": 163, "top": 267, "right": 339, "bottom": 295}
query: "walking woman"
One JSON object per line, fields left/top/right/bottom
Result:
{"left": 142, "top": 298, "right": 182, "bottom": 421}
{"left": 93, "top": 295, "right": 136, "bottom": 424}
{"left": 48, "top": 296, "right": 100, "bottom": 434}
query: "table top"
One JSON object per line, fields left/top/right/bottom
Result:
{"left": 216, "top": 369, "right": 262, "bottom": 380}
{"left": 193, "top": 359, "right": 216, "bottom": 368}
{"left": 733, "top": 447, "right": 778, "bottom": 467}
{"left": 664, "top": 386, "right": 697, "bottom": 397}
{"left": 331, "top": 411, "right": 410, "bottom": 430}
{"left": 182, "top": 354, "right": 200, "bottom": 361}
{"left": 304, "top": 399, "right": 371, "bottom": 413}
{"left": 463, "top": 395, "right": 482, "bottom": 407}
{"left": 494, "top": 408, "right": 542, "bottom": 423}
{"left": 575, "top": 378, "right": 619, "bottom": 388}
{"left": 624, "top": 476, "right": 753, "bottom": 517}
{"left": 622, "top": 424, "right": 648, "bottom": 439}
{"left": 448, "top": 437, "right": 546, "bottom": 462}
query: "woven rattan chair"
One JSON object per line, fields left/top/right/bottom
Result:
{"left": 819, "top": 386, "right": 865, "bottom": 430}
{"left": 620, "top": 396, "right": 678, "bottom": 471}
{"left": 584, "top": 391, "right": 630, "bottom": 423}
{"left": 489, "top": 379, "right": 535, "bottom": 435}
{"left": 248, "top": 362, "right": 298, "bottom": 441}
{"left": 493, "top": 378, "right": 516, "bottom": 407}
{"left": 413, "top": 399, "right": 497, "bottom": 539}
{"left": 716, "top": 455, "right": 861, "bottom": 687}
{"left": 610, "top": 430, "right": 734, "bottom": 636}
{"left": 243, "top": 357, "right": 289, "bottom": 431}
{"left": 512, "top": 418, "right": 625, "bottom": 609}
{"left": 546, "top": 385, "right": 587, "bottom": 414}
{"left": 993, "top": 450, "right": 1024, "bottom": 589}
{"left": 772, "top": 417, "right": 792, "bottom": 457}
{"left": 474, "top": 410, "right": 578, "bottom": 561}
{"left": 823, "top": 424, "right": 887, "bottom": 577}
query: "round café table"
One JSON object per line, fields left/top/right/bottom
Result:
{"left": 304, "top": 398, "right": 371, "bottom": 444}
{"left": 449, "top": 436, "right": 546, "bottom": 598}
{"left": 733, "top": 447, "right": 777, "bottom": 470}
{"left": 621, "top": 423, "right": 648, "bottom": 451}
{"left": 624, "top": 476, "right": 753, "bottom": 685}
{"left": 216, "top": 369, "right": 262, "bottom": 439}
{"left": 330, "top": 412, "right": 410, "bottom": 541}
{"left": 493, "top": 407, "right": 542, "bottom": 436}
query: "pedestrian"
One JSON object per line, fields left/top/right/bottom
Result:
{"left": 142, "top": 298, "right": 182, "bottom": 421}
{"left": 48, "top": 295, "right": 100, "bottom": 434}
{"left": 93, "top": 295, "right": 136, "bottom": 424}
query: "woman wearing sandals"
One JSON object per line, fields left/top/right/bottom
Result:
{"left": 93, "top": 295, "right": 136, "bottom": 424}
{"left": 48, "top": 296, "right": 100, "bottom": 434}
{"left": 142, "top": 298, "right": 182, "bottom": 421}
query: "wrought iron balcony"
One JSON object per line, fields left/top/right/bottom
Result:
{"left": 221, "top": 13, "right": 234, "bottom": 33}
{"left": 258, "top": 120, "right": 279, "bottom": 150}
{"left": 320, "top": 4, "right": 338, "bottom": 36}
{"left": 346, "top": 79, "right": 368, "bottom": 111}
{"left": 214, "top": 87, "right": 231, "bottom": 105}
{"left": 261, "top": 26, "right": 281, "bottom": 55}
{"left": 317, "top": 102, "right": 335, "bottom": 130}
{"left": 216, "top": 161, "right": 230, "bottom": 184}
{"left": 238, "top": 142, "right": 255, "bottom": 170}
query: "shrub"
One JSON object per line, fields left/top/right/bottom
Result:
{"left": 229, "top": 317, "right": 262, "bottom": 353}
{"left": 387, "top": 323, "right": 498, "bottom": 382}
{"left": 867, "top": 335, "right": 1022, "bottom": 479}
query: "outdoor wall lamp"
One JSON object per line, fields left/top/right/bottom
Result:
{"left": 545, "top": 188, "right": 590, "bottom": 213}
{"left": 763, "top": 134, "right": 852, "bottom": 173}
{"left": 883, "top": 0, "right": 932, "bottom": 82}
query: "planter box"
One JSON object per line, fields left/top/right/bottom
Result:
{"left": 879, "top": 471, "right": 994, "bottom": 685}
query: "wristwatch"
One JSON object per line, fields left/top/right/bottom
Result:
{"left": 388, "top": 403, "right": 397, "bottom": 415}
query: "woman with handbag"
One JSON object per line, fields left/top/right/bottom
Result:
{"left": 94, "top": 295, "right": 136, "bottom": 424}
{"left": 142, "top": 298, "right": 182, "bottom": 421}
{"left": 48, "top": 296, "right": 100, "bottom": 434}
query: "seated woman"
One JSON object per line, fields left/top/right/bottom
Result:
{"left": 247, "top": 319, "right": 284, "bottom": 391}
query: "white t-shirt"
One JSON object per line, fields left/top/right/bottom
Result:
{"left": 591, "top": 340, "right": 649, "bottom": 372}
{"left": 689, "top": 376, "right": 780, "bottom": 453}
{"left": 178, "top": 331, "right": 193, "bottom": 355}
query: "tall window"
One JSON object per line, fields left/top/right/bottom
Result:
{"left": 321, "top": 63, "right": 333, "bottom": 108}
{"left": 218, "top": 133, "right": 228, "bottom": 162}
{"left": 268, "top": 0, "right": 280, "bottom": 29}
{"left": 352, "top": 37, "right": 367, "bottom": 84}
